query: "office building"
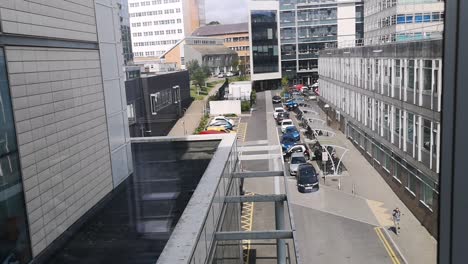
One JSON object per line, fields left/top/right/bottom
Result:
{"left": 120, "top": 0, "right": 135, "bottom": 65}
{"left": 318, "top": 39, "right": 442, "bottom": 236}
{"left": 125, "top": 71, "right": 191, "bottom": 136}
{"left": 161, "top": 37, "right": 238, "bottom": 74}
{"left": 364, "top": 0, "right": 444, "bottom": 44}
{"left": 279, "top": 0, "right": 364, "bottom": 85}
{"left": 248, "top": 0, "right": 282, "bottom": 90}
{"left": 192, "top": 23, "right": 251, "bottom": 73}
{"left": 128, "top": 0, "right": 205, "bottom": 62}
{"left": 0, "top": 0, "right": 133, "bottom": 261}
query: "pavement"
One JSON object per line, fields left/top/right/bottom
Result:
{"left": 239, "top": 90, "right": 436, "bottom": 264}
{"left": 167, "top": 80, "right": 223, "bottom": 136}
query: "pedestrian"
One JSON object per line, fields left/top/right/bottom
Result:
{"left": 392, "top": 207, "right": 401, "bottom": 234}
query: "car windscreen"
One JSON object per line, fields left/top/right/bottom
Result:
{"left": 291, "top": 157, "right": 306, "bottom": 164}
{"left": 275, "top": 109, "right": 284, "bottom": 112}
{"left": 299, "top": 167, "right": 318, "bottom": 183}
{"left": 283, "top": 121, "right": 292, "bottom": 126}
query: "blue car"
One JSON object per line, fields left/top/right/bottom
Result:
{"left": 281, "top": 134, "right": 297, "bottom": 152}
{"left": 284, "top": 126, "right": 300, "bottom": 141}
{"left": 210, "top": 120, "right": 234, "bottom": 130}
{"left": 284, "top": 100, "right": 298, "bottom": 110}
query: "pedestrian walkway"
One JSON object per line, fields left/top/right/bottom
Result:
{"left": 308, "top": 104, "right": 437, "bottom": 264}
{"left": 167, "top": 81, "right": 223, "bottom": 136}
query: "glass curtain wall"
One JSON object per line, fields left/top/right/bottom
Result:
{"left": 0, "top": 48, "right": 32, "bottom": 263}
{"left": 251, "top": 10, "right": 279, "bottom": 74}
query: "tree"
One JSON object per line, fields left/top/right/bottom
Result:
{"left": 186, "top": 60, "right": 201, "bottom": 76}
{"left": 192, "top": 68, "right": 207, "bottom": 90}
{"left": 208, "top": 21, "right": 220, "bottom": 25}
{"left": 231, "top": 59, "right": 239, "bottom": 72}
{"left": 281, "top": 76, "right": 289, "bottom": 88}
{"left": 202, "top": 65, "right": 212, "bottom": 77}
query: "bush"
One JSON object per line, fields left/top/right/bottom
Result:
{"left": 250, "top": 89, "right": 257, "bottom": 104}
{"left": 241, "top": 101, "right": 251, "bottom": 112}
{"left": 194, "top": 114, "right": 209, "bottom": 134}
{"left": 225, "top": 113, "right": 237, "bottom": 117}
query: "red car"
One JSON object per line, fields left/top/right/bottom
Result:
{"left": 199, "top": 130, "right": 226, "bottom": 135}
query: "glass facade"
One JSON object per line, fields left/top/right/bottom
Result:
{"left": 0, "top": 48, "right": 32, "bottom": 263}
{"left": 251, "top": 10, "right": 279, "bottom": 74}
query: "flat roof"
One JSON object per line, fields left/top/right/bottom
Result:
{"left": 46, "top": 137, "right": 224, "bottom": 264}
{"left": 192, "top": 23, "right": 249, "bottom": 36}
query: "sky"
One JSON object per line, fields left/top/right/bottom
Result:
{"left": 204, "top": 0, "right": 248, "bottom": 24}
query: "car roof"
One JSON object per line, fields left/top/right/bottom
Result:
{"left": 291, "top": 152, "right": 305, "bottom": 158}
{"left": 298, "top": 163, "right": 315, "bottom": 170}
{"left": 275, "top": 107, "right": 284, "bottom": 111}
{"left": 282, "top": 119, "right": 293, "bottom": 123}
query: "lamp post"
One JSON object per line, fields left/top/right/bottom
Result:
{"left": 324, "top": 104, "right": 330, "bottom": 127}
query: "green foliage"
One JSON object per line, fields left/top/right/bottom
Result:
{"left": 250, "top": 89, "right": 257, "bottom": 104}
{"left": 202, "top": 65, "right": 212, "bottom": 77}
{"left": 241, "top": 101, "right": 251, "bottom": 112}
{"left": 186, "top": 60, "right": 200, "bottom": 76}
{"left": 225, "top": 113, "right": 237, "bottom": 117}
{"left": 194, "top": 115, "right": 210, "bottom": 134}
{"left": 281, "top": 76, "right": 289, "bottom": 88}
{"left": 231, "top": 59, "right": 239, "bottom": 71}
{"left": 192, "top": 68, "right": 207, "bottom": 89}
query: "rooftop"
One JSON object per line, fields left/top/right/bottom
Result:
{"left": 191, "top": 23, "right": 249, "bottom": 36}
{"left": 188, "top": 45, "right": 238, "bottom": 55}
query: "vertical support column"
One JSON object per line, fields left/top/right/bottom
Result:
{"left": 275, "top": 201, "right": 286, "bottom": 264}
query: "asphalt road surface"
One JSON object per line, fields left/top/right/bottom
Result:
{"left": 244, "top": 91, "right": 399, "bottom": 264}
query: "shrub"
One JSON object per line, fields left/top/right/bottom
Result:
{"left": 194, "top": 114, "right": 209, "bottom": 134}
{"left": 241, "top": 101, "right": 251, "bottom": 112}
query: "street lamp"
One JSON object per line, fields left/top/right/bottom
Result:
{"left": 324, "top": 104, "right": 330, "bottom": 126}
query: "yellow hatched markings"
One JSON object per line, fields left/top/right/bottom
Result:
{"left": 241, "top": 192, "right": 255, "bottom": 263}
{"left": 237, "top": 122, "right": 248, "bottom": 142}
{"left": 374, "top": 227, "right": 401, "bottom": 264}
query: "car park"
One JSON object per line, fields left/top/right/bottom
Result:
{"left": 283, "top": 143, "right": 311, "bottom": 161}
{"left": 272, "top": 95, "right": 282, "bottom": 104}
{"left": 274, "top": 107, "right": 285, "bottom": 119}
{"left": 210, "top": 116, "right": 234, "bottom": 126}
{"left": 210, "top": 120, "right": 234, "bottom": 130}
{"left": 284, "top": 126, "right": 300, "bottom": 141}
{"left": 276, "top": 112, "right": 290, "bottom": 125}
{"left": 289, "top": 152, "right": 307, "bottom": 176}
{"left": 296, "top": 164, "right": 319, "bottom": 193}
{"left": 280, "top": 119, "right": 294, "bottom": 133}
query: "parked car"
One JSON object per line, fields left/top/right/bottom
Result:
{"left": 226, "top": 72, "right": 234, "bottom": 77}
{"left": 276, "top": 112, "right": 290, "bottom": 125}
{"left": 289, "top": 152, "right": 308, "bottom": 176}
{"left": 296, "top": 164, "right": 319, "bottom": 193}
{"left": 210, "top": 116, "right": 234, "bottom": 126}
{"left": 280, "top": 119, "right": 294, "bottom": 133}
{"left": 272, "top": 95, "right": 282, "bottom": 104}
{"left": 284, "top": 99, "right": 298, "bottom": 110}
{"left": 206, "top": 126, "right": 234, "bottom": 133}
{"left": 199, "top": 130, "right": 226, "bottom": 135}
{"left": 274, "top": 107, "right": 285, "bottom": 119}
{"left": 284, "top": 126, "right": 300, "bottom": 141}
{"left": 283, "top": 143, "right": 311, "bottom": 161}
{"left": 281, "top": 134, "right": 297, "bottom": 152}
{"left": 210, "top": 120, "right": 234, "bottom": 130}
{"left": 217, "top": 72, "right": 225, "bottom": 78}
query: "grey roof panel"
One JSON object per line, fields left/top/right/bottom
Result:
{"left": 191, "top": 23, "right": 249, "bottom": 36}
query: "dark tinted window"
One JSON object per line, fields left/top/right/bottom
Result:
{"left": 251, "top": 10, "right": 279, "bottom": 73}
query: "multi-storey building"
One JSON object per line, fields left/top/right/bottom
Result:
{"left": 120, "top": 0, "right": 135, "bottom": 65}
{"left": 0, "top": 0, "right": 133, "bottom": 261}
{"left": 128, "top": 0, "right": 205, "bottom": 62}
{"left": 192, "top": 23, "right": 251, "bottom": 73}
{"left": 318, "top": 39, "right": 442, "bottom": 236}
{"left": 364, "top": 0, "right": 445, "bottom": 44}
{"left": 248, "top": 0, "right": 283, "bottom": 90}
{"left": 279, "top": 0, "right": 364, "bottom": 85}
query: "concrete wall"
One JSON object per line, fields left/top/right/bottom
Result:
{"left": 0, "top": 0, "right": 97, "bottom": 42}
{"left": 95, "top": 0, "right": 133, "bottom": 188}
{"left": 209, "top": 100, "right": 241, "bottom": 116}
{"left": 6, "top": 47, "right": 113, "bottom": 256}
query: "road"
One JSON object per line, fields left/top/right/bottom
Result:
{"left": 241, "top": 90, "right": 403, "bottom": 264}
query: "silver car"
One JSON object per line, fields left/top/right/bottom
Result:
{"left": 289, "top": 152, "right": 307, "bottom": 176}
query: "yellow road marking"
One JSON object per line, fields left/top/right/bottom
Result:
{"left": 241, "top": 192, "right": 255, "bottom": 263}
{"left": 375, "top": 227, "right": 401, "bottom": 264}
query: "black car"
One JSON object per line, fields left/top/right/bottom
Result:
{"left": 272, "top": 95, "right": 282, "bottom": 104}
{"left": 296, "top": 164, "right": 319, "bottom": 193}
{"left": 276, "top": 112, "right": 290, "bottom": 125}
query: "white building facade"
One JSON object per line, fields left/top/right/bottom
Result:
{"left": 364, "top": 0, "right": 445, "bottom": 44}
{"left": 128, "top": 0, "right": 204, "bottom": 61}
